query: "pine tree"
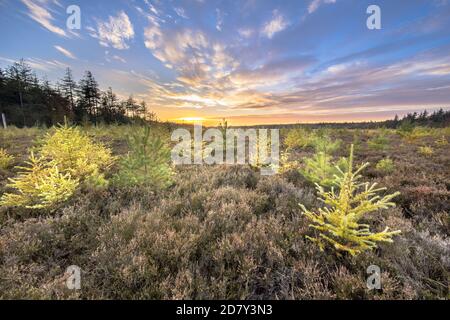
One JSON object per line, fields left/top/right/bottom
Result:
{"left": 311, "top": 135, "right": 342, "bottom": 154}
{"left": 300, "top": 145, "right": 401, "bottom": 256}
{"left": 125, "top": 95, "right": 138, "bottom": 118}
{"left": 77, "top": 71, "right": 100, "bottom": 121}
{"left": 60, "top": 68, "right": 77, "bottom": 112}
{"left": 0, "top": 148, "right": 15, "bottom": 169}
{"left": 0, "top": 68, "right": 4, "bottom": 88}
{"left": 41, "top": 78, "right": 68, "bottom": 125}
{"left": 300, "top": 152, "right": 341, "bottom": 187}
{"left": 300, "top": 148, "right": 349, "bottom": 188}
{"left": 0, "top": 152, "right": 79, "bottom": 209}
{"left": 7, "top": 59, "right": 33, "bottom": 126}
{"left": 138, "top": 100, "right": 147, "bottom": 119}
{"left": 219, "top": 118, "right": 228, "bottom": 152}
{"left": 368, "top": 127, "right": 389, "bottom": 150}
{"left": 0, "top": 61, "right": 149, "bottom": 126}
{"left": 113, "top": 126, "right": 173, "bottom": 188}
{"left": 100, "top": 87, "right": 119, "bottom": 122}
{"left": 0, "top": 68, "right": 4, "bottom": 114}
{"left": 0, "top": 123, "right": 115, "bottom": 209}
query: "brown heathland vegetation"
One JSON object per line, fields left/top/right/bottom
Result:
{"left": 0, "top": 125, "right": 448, "bottom": 299}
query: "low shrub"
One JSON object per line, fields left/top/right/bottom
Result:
{"left": 299, "top": 152, "right": 348, "bottom": 188}
{"left": 0, "top": 124, "right": 448, "bottom": 299}
{"left": 375, "top": 157, "right": 395, "bottom": 174}
{"left": 418, "top": 146, "right": 434, "bottom": 157}
{"left": 40, "top": 124, "right": 114, "bottom": 181}
{"left": 284, "top": 128, "right": 341, "bottom": 154}
{"left": 0, "top": 153, "right": 79, "bottom": 209}
{"left": 435, "top": 136, "right": 448, "bottom": 146}
{"left": 399, "top": 127, "right": 433, "bottom": 142}
{"left": 284, "top": 128, "right": 314, "bottom": 150}
{"left": 368, "top": 130, "right": 390, "bottom": 150}
{"left": 277, "top": 151, "right": 299, "bottom": 174}
{"left": 352, "top": 130, "right": 362, "bottom": 149}
{"left": 300, "top": 145, "right": 401, "bottom": 256}
{"left": 0, "top": 124, "right": 114, "bottom": 209}
{"left": 113, "top": 126, "right": 173, "bottom": 188}
{"left": 0, "top": 148, "right": 14, "bottom": 169}
{"left": 311, "top": 135, "right": 342, "bottom": 154}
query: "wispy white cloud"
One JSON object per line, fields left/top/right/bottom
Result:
{"left": 238, "top": 28, "right": 254, "bottom": 38}
{"left": 308, "top": 0, "right": 337, "bottom": 14}
{"left": 0, "top": 56, "right": 68, "bottom": 71}
{"left": 174, "top": 7, "right": 188, "bottom": 19}
{"left": 216, "top": 8, "right": 224, "bottom": 31}
{"left": 54, "top": 45, "right": 77, "bottom": 59}
{"left": 27, "top": 57, "right": 68, "bottom": 71}
{"left": 21, "top": 0, "right": 66, "bottom": 37}
{"left": 104, "top": 50, "right": 127, "bottom": 64}
{"left": 13, "top": 0, "right": 449, "bottom": 124}
{"left": 91, "top": 11, "right": 135, "bottom": 50}
{"left": 144, "top": 0, "right": 159, "bottom": 16}
{"left": 113, "top": 55, "right": 127, "bottom": 63}
{"left": 261, "top": 10, "right": 288, "bottom": 39}
{"left": 0, "top": 56, "right": 17, "bottom": 65}
{"left": 231, "top": 56, "right": 315, "bottom": 87}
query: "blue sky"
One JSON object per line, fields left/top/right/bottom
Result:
{"left": 1, "top": 0, "right": 450, "bottom": 124}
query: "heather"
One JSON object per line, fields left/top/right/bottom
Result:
{"left": 0, "top": 123, "right": 448, "bottom": 299}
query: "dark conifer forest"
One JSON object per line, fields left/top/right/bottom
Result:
{"left": 0, "top": 60, "right": 155, "bottom": 127}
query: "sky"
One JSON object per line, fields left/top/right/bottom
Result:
{"left": 1, "top": 0, "right": 450, "bottom": 125}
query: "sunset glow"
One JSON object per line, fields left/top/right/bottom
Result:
{"left": 1, "top": 0, "right": 450, "bottom": 124}
{"left": 174, "top": 117, "right": 206, "bottom": 123}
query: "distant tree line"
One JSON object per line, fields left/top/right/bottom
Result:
{"left": 246, "top": 109, "right": 450, "bottom": 130}
{"left": 0, "top": 60, "right": 156, "bottom": 127}
{"left": 385, "top": 109, "right": 450, "bottom": 128}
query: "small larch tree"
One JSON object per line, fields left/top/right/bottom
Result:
{"left": 0, "top": 123, "right": 114, "bottom": 209}
{"left": 300, "top": 145, "right": 401, "bottom": 256}
{"left": 113, "top": 125, "right": 173, "bottom": 188}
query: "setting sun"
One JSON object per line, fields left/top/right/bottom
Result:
{"left": 174, "top": 117, "right": 207, "bottom": 124}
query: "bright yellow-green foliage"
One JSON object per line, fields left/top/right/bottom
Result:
{"left": 277, "top": 151, "right": 299, "bottom": 173}
{"left": 0, "top": 153, "right": 79, "bottom": 209}
{"left": 311, "top": 135, "right": 342, "bottom": 154}
{"left": 113, "top": 126, "right": 173, "bottom": 188}
{"left": 418, "top": 146, "right": 434, "bottom": 156}
{"left": 375, "top": 157, "right": 395, "bottom": 173}
{"left": 0, "top": 126, "right": 43, "bottom": 141}
{"left": 251, "top": 150, "right": 297, "bottom": 174}
{"left": 300, "top": 152, "right": 348, "bottom": 188}
{"left": 368, "top": 129, "right": 389, "bottom": 150}
{"left": 440, "top": 127, "right": 450, "bottom": 136}
{"left": 300, "top": 145, "right": 401, "bottom": 256}
{"left": 399, "top": 126, "right": 433, "bottom": 142}
{"left": 0, "top": 124, "right": 114, "bottom": 209}
{"left": 40, "top": 124, "right": 114, "bottom": 180}
{"left": 285, "top": 128, "right": 341, "bottom": 154}
{"left": 352, "top": 130, "right": 362, "bottom": 149}
{"left": 0, "top": 148, "right": 14, "bottom": 169}
{"left": 435, "top": 136, "right": 448, "bottom": 146}
{"left": 285, "top": 128, "right": 314, "bottom": 149}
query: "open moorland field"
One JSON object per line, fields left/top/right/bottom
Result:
{"left": 0, "top": 124, "right": 448, "bottom": 299}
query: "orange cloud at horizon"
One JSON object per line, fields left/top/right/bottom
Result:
{"left": 158, "top": 106, "right": 450, "bottom": 127}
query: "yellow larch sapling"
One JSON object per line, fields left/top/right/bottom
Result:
{"left": 0, "top": 123, "right": 114, "bottom": 209}
{"left": 0, "top": 148, "right": 15, "bottom": 169}
{"left": 300, "top": 145, "right": 401, "bottom": 256}
{"left": 0, "top": 152, "right": 79, "bottom": 209}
